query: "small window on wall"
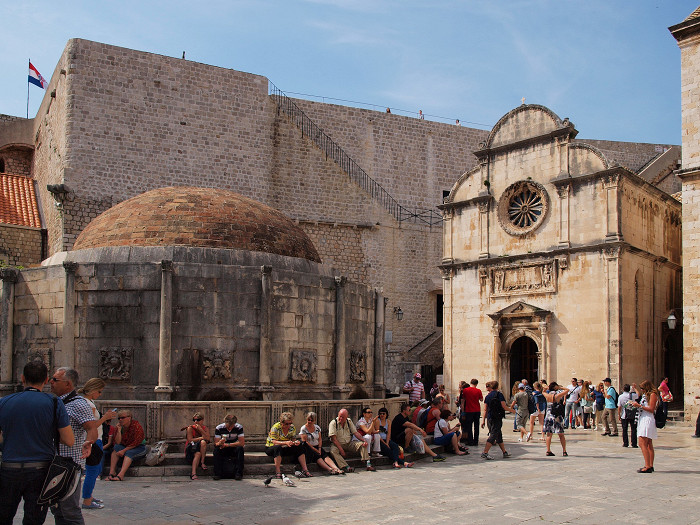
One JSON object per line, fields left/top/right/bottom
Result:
{"left": 436, "top": 294, "right": 443, "bottom": 327}
{"left": 442, "top": 190, "right": 451, "bottom": 202}
{"left": 0, "top": 158, "right": 5, "bottom": 173}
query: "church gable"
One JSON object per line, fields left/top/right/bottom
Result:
{"left": 486, "top": 104, "right": 571, "bottom": 149}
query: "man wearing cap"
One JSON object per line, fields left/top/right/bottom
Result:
{"left": 0, "top": 361, "right": 74, "bottom": 524}
{"left": 510, "top": 383, "right": 530, "bottom": 442}
{"left": 403, "top": 373, "right": 425, "bottom": 403}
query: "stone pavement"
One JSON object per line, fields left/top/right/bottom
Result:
{"left": 17, "top": 424, "right": 700, "bottom": 524}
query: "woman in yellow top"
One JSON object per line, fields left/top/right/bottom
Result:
{"left": 265, "top": 412, "right": 311, "bottom": 478}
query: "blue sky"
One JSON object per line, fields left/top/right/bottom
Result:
{"left": 1, "top": 1, "right": 697, "bottom": 144}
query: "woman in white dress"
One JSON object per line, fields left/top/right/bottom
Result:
{"left": 631, "top": 380, "right": 659, "bottom": 473}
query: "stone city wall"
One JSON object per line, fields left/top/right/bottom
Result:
{"left": 0, "top": 223, "right": 43, "bottom": 267}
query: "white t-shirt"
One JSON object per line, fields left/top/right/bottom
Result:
{"left": 300, "top": 424, "right": 321, "bottom": 447}
{"left": 567, "top": 384, "right": 581, "bottom": 403}
{"left": 434, "top": 418, "right": 451, "bottom": 439}
{"left": 84, "top": 398, "right": 103, "bottom": 441}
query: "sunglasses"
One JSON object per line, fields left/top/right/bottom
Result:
{"left": 193, "top": 418, "right": 203, "bottom": 421}
{"left": 118, "top": 416, "right": 130, "bottom": 420}
{"left": 50, "top": 377, "right": 67, "bottom": 383}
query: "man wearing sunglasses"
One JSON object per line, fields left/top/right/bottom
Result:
{"left": 50, "top": 367, "right": 98, "bottom": 524}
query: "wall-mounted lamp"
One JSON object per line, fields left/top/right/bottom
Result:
{"left": 47, "top": 184, "right": 69, "bottom": 210}
{"left": 667, "top": 310, "right": 680, "bottom": 330}
{"left": 393, "top": 307, "right": 403, "bottom": 321}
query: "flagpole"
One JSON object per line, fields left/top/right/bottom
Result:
{"left": 27, "top": 58, "right": 30, "bottom": 119}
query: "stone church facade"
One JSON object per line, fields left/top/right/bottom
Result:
{"left": 0, "top": 38, "right": 680, "bottom": 395}
{"left": 440, "top": 105, "right": 682, "bottom": 394}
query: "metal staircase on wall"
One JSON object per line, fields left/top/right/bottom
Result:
{"left": 269, "top": 81, "right": 442, "bottom": 227}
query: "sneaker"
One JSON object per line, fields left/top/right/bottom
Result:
{"left": 502, "top": 451, "right": 511, "bottom": 458}
{"left": 92, "top": 498, "right": 103, "bottom": 504}
{"left": 432, "top": 455, "right": 446, "bottom": 462}
{"left": 480, "top": 453, "right": 494, "bottom": 460}
{"left": 82, "top": 501, "right": 104, "bottom": 510}
{"left": 517, "top": 438, "right": 523, "bottom": 442}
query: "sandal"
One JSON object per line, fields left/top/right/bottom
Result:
{"left": 329, "top": 469, "right": 340, "bottom": 475}
{"left": 302, "top": 470, "right": 313, "bottom": 478}
{"left": 404, "top": 462, "right": 414, "bottom": 468}
{"left": 393, "top": 462, "right": 402, "bottom": 469}
{"left": 106, "top": 474, "right": 122, "bottom": 481}
{"left": 275, "top": 473, "right": 283, "bottom": 479}
{"left": 200, "top": 464, "right": 208, "bottom": 471}
{"left": 190, "top": 474, "right": 198, "bottom": 480}
{"left": 563, "top": 452, "right": 568, "bottom": 457}
{"left": 546, "top": 451, "right": 555, "bottom": 456}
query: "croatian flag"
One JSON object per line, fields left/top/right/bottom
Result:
{"left": 28, "top": 62, "right": 47, "bottom": 89}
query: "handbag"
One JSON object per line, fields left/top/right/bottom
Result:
{"left": 37, "top": 397, "right": 83, "bottom": 507}
{"left": 86, "top": 442, "right": 104, "bottom": 466}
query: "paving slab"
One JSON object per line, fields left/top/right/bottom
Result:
{"left": 13, "top": 424, "right": 700, "bottom": 524}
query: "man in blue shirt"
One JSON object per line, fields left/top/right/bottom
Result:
{"left": 0, "top": 361, "right": 74, "bottom": 525}
{"left": 601, "top": 377, "right": 619, "bottom": 437}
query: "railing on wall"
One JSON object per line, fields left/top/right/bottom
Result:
{"left": 269, "top": 82, "right": 442, "bottom": 228}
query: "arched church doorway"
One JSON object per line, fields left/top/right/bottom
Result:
{"left": 510, "top": 336, "right": 538, "bottom": 386}
{"left": 663, "top": 330, "right": 683, "bottom": 409}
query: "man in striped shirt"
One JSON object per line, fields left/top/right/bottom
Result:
{"left": 403, "top": 373, "right": 425, "bottom": 403}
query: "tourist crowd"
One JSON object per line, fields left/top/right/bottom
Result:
{"left": 0, "top": 364, "right": 677, "bottom": 524}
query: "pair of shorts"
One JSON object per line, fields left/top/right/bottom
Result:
{"left": 114, "top": 443, "right": 147, "bottom": 460}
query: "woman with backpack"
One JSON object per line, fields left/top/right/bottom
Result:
{"left": 543, "top": 382, "right": 569, "bottom": 457}
{"left": 630, "top": 381, "right": 660, "bottom": 473}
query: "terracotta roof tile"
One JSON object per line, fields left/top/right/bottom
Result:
{"left": 0, "top": 173, "right": 42, "bottom": 228}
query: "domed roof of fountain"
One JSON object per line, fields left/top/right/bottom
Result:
{"left": 72, "top": 186, "right": 321, "bottom": 262}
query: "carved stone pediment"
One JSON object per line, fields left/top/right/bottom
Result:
{"left": 99, "top": 347, "right": 133, "bottom": 381}
{"left": 202, "top": 349, "right": 232, "bottom": 380}
{"left": 290, "top": 349, "right": 317, "bottom": 382}
{"left": 488, "top": 300, "right": 551, "bottom": 322}
{"left": 489, "top": 260, "right": 556, "bottom": 298}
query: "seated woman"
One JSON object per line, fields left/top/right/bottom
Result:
{"left": 299, "top": 412, "right": 343, "bottom": 475}
{"left": 106, "top": 410, "right": 147, "bottom": 481}
{"left": 265, "top": 412, "right": 311, "bottom": 478}
{"left": 355, "top": 407, "right": 382, "bottom": 456}
{"left": 434, "top": 409, "right": 467, "bottom": 455}
{"left": 184, "top": 412, "right": 210, "bottom": 480}
{"left": 377, "top": 407, "right": 413, "bottom": 468}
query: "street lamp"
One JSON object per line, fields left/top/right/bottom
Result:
{"left": 667, "top": 311, "right": 677, "bottom": 330}
{"left": 393, "top": 307, "right": 403, "bottom": 321}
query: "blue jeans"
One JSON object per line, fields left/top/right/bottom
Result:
{"left": 0, "top": 464, "right": 50, "bottom": 525}
{"left": 379, "top": 439, "right": 404, "bottom": 465}
{"left": 50, "top": 477, "right": 84, "bottom": 525}
{"left": 82, "top": 439, "right": 103, "bottom": 500}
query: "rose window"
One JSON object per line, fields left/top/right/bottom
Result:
{"left": 497, "top": 181, "right": 549, "bottom": 236}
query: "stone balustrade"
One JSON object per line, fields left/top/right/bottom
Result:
{"left": 97, "top": 397, "right": 408, "bottom": 444}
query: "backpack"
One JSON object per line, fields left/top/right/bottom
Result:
{"left": 417, "top": 408, "right": 429, "bottom": 429}
{"left": 527, "top": 391, "right": 536, "bottom": 414}
{"left": 488, "top": 393, "right": 505, "bottom": 419}
{"left": 550, "top": 392, "right": 565, "bottom": 418}
{"left": 654, "top": 398, "right": 667, "bottom": 429}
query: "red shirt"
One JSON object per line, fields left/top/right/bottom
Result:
{"left": 120, "top": 419, "right": 145, "bottom": 447}
{"left": 462, "top": 387, "right": 483, "bottom": 413}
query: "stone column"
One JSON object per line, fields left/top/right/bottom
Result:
{"left": 604, "top": 173, "right": 623, "bottom": 242}
{"left": 556, "top": 184, "right": 571, "bottom": 248}
{"left": 604, "top": 247, "right": 623, "bottom": 387}
{"left": 538, "top": 321, "right": 549, "bottom": 381}
{"left": 333, "top": 276, "right": 349, "bottom": 399}
{"left": 62, "top": 262, "right": 77, "bottom": 369}
{"left": 478, "top": 200, "right": 490, "bottom": 259}
{"left": 257, "top": 265, "right": 275, "bottom": 400}
{"left": 0, "top": 268, "right": 18, "bottom": 385}
{"left": 442, "top": 208, "right": 454, "bottom": 263}
{"left": 491, "top": 319, "right": 501, "bottom": 381}
{"left": 155, "top": 260, "right": 174, "bottom": 400}
{"left": 372, "top": 290, "right": 385, "bottom": 397}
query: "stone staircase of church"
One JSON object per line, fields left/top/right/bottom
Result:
{"left": 268, "top": 82, "right": 442, "bottom": 227}
{"left": 103, "top": 440, "right": 447, "bottom": 478}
